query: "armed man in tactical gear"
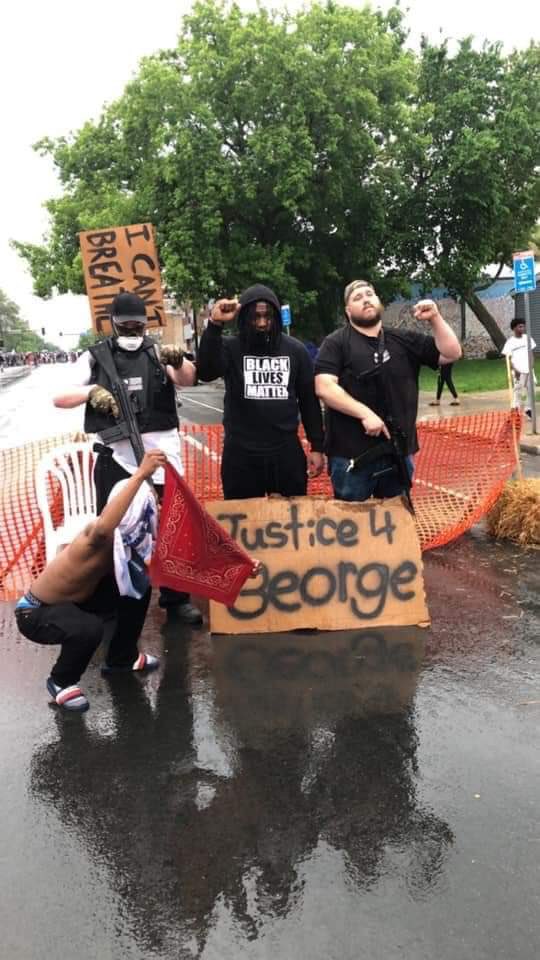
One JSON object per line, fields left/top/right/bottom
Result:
{"left": 314, "top": 281, "right": 461, "bottom": 503}
{"left": 53, "top": 292, "right": 202, "bottom": 624}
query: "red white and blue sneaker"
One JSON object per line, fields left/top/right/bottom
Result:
{"left": 101, "top": 653, "right": 160, "bottom": 676}
{"left": 46, "top": 678, "right": 89, "bottom": 712}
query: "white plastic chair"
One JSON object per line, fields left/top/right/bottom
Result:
{"left": 35, "top": 442, "right": 97, "bottom": 563}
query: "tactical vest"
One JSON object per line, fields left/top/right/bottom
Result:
{"left": 84, "top": 337, "right": 179, "bottom": 435}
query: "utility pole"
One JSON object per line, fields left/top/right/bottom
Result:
{"left": 192, "top": 303, "right": 199, "bottom": 356}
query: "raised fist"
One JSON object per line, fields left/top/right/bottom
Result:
{"left": 161, "top": 345, "right": 185, "bottom": 369}
{"left": 88, "top": 385, "right": 120, "bottom": 419}
{"left": 413, "top": 299, "right": 440, "bottom": 324}
{"left": 209, "top": 298, "right": 239, "bottom": 324}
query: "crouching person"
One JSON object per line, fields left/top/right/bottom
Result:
{"left": 14, "top": 450, "right": 166, "bottom": 713}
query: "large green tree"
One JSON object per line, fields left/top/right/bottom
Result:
{"left": 77, "top": 330, "right": 102, "bottom": 350}
{"left": 14, "top": 1, "right": 415, "bottom": 337}
{"left": 0, "top": 289, "right": 55, "bottom": 352}
{"left": 14, "top": 3, "right": 540, "bottom": 346}
{"left": 395, "top": 38, "right": 540, "bottom": 349}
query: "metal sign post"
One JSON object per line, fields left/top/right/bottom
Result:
{"left": 513, "top": 251, "right": 537, "bottom": 435}
{"left": 281, "top": 303, "right": 292, "bottom": 331}
{"left": 523, "top": 293, "right": 537, "bottom": 434}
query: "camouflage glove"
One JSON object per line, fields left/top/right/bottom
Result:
{"left": 161, "top": 344, "right": 185, "bottom": 369}
{"left": 88, "top": 385, "right": 120, "bottom": 419}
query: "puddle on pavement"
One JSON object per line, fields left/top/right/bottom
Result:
{"left": 1, "top": 525, "right": 538, "bottom": 960}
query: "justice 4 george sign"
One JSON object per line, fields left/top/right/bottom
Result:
{"left": 205, "top": 497, "right": 429, "bottom": 634}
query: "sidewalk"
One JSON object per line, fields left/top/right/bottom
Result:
{"left": 418, "top": 389, "right": 540, "bottom": 455}
{"left": 0, "top": 367, "right": 31, "bottom": 387}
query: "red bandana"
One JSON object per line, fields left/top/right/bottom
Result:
{"left": 150, "top": 464, "right": 256, "bottom": 606}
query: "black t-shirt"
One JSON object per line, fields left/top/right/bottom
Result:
{"left": 197, "top": 323, "right": 324, "bottom": 453}
{"left": 314, "top": 325, "right": 440, "bottom": 459}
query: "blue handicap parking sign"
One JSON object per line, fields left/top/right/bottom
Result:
{"left": 281, "top": 303, "right": 292, "bottom": 327}
{"left": 513, "top": 252, "right": 536, "bottom": 293}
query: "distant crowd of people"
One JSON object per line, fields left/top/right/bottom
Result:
{"left": 0, "top": 348, "right": 82, "bottom": 369}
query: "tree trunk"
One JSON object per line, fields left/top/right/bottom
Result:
{"left": 463, "top": 289, "right": 506, "bottom": 351}
{"left": 318, "top": 288, "right": 341, "bottom": 336}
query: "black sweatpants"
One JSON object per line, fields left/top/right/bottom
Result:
{"left": 15, "top": 582, "right": 151, "bottom": 687}
{"left": 93, "top": 448, "right": 190, "bottom": 610}
{"left": 221, "top": 436, "right": 307, "bottom": 499}
{"left": 436, "top": 364, "right": 458, "bottom": 400}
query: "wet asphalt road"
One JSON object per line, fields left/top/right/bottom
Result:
{"left": 1, "top": 368, "right": 539, "bottom": 959}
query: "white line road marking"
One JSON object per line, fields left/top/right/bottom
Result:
{"left": 182, "top": 433, "right": 221, "bottom": 462}
{"left": 413, "top": 478, "right": 470, "bottom": 501}
{"left": 179, "top": 394, "right": 223, "bottom": 414}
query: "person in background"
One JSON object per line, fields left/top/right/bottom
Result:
{"left": 303, "top": 340, "right": 319, "bottom": 363}
{"left": 502, "top": 318, "right": 536, "bottom": 419}
{"left": 429, "top": 362, "right": 460, "bottom": 406}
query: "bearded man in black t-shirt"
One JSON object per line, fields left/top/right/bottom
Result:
{"left": 314, "top": 280, "right": 461, "bottom": 501}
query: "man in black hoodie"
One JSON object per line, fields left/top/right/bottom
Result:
{"left": 197, "top": 285, "right": 324, "bottom": 498}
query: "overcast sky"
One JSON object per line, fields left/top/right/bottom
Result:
{"left": 0, "top": 0, "right": 537, "bottom": 348}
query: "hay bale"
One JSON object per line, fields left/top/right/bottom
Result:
{"left": 486, "top": 479, "right": 540, "bottom": 545}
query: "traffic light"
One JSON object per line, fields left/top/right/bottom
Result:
{"left": 41, "top": 327, "right": 45, "bottom": 336}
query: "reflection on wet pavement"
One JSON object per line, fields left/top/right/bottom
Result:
{"left": 1, "top": 531, "right": 539, "bottom": 958}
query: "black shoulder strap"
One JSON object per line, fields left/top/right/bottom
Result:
{"left": 89, "top": 338, "right": 122, "bottom": 386}
{"left": 142, "top": 335, "right": 160, "bottom": 357}
{"left": 141, "top": 337, "right": 166, "bottom": 377}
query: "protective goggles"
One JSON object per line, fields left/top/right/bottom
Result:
{"left": 112, "top": 315, "right": 147, "bottom": 330}
{"left": 113, "top": 314, "right": 146, "bottom": 327}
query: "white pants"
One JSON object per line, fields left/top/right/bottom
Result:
{"left": 512, "top": 370, "right": 536, "bottom": 410}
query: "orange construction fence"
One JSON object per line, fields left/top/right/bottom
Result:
{"left": 0, "top": 412, "right": 520, "bottom": 601}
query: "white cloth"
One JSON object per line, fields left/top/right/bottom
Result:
{"left": 72, "top": 351, "right": 95, "bottom": 385}
{"left": 74, "top": 351, "right": 183, "bottom": 483}
{"left": 510, "top": 371, "right": 533, "bottom": 410}
{"left": 502, "top": 335, "right": 536, "bottom": 375}
{"left": 109, "top": 479, "right": 158, "bottom": 598}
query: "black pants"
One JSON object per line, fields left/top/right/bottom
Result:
{"left": 436, "top": 364, "right": 458, "bottom": 400}
{"left": 15, "top": 582, "right": 151, "bottom": 687}
{"left": 93, "top": 448, "right": 190, "bottom": 610}
{"left": 221, "top": 436, "right": 307, "bottom": 499}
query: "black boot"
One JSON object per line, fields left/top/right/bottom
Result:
{"left": 159, "top": 588, "right": 203, "bottom": 625}
{"left": 171, "top": 602, "right": 203, "bottom": 625}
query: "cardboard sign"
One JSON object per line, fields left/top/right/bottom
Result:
{"left": 205, "top": 497, "right": 429, "bottom": 634}
{"left": 210, "top": 627, "right": 426, "bottom": 746}
{"left": 79, "top": 223, "right": 165, "bottom": 334}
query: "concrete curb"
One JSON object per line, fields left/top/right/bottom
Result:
{"left": 0, "top": 368, "right": 31, "bottom": 387}
{"left": 520, "top": 442, "right": 540, "bottom": 456}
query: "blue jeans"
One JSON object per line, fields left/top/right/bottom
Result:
{"left": 330, "top": 455, "right": 414, "bottom": 502}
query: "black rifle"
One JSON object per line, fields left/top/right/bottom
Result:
{"left": 346, "top": 418, "right": 415, "bottom": 514}
{"left": 99, "top": 378, "right": 146, "bottom": 465}
{"left": 89, "top": 341, "right": 158, "bottom": 496}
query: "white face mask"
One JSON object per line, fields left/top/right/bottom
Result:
{"left": 117, "top": 336, "right": 143, "bottom": 352}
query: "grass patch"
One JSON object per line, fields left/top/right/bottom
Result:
{"left": 419, "top": 357, "right": 540, "bottom": 394}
